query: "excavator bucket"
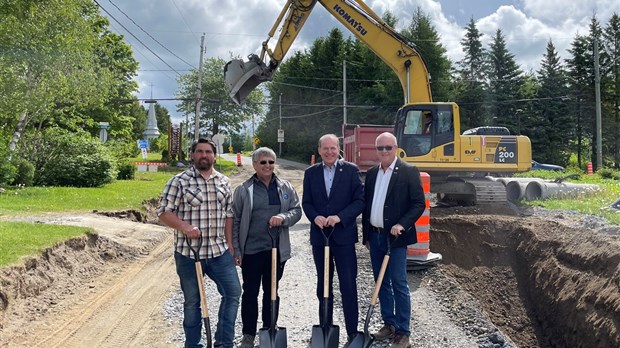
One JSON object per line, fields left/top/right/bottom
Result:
{"left": 223, "top": 56, "right": 272, "bottom": 105}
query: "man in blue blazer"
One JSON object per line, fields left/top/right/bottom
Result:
{"left": 302, "top": 134, "right": 365, "bottom": 343}
{"left": 362, "top": 132, "right": 425, "bottom": 348}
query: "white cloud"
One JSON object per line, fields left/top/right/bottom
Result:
{"left": 99, "top": 0, "right": 620, "bottom": 123}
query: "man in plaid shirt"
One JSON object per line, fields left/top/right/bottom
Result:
{"left": 158, "top": 138, "right": 241, "bottom": 348}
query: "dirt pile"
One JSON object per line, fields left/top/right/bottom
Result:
{"left": 429, "top": 206, "right": 620, "bottom": 348}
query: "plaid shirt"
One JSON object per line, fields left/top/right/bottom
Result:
{"left": 157, "top": 166, "right": 233, "bottom": 259}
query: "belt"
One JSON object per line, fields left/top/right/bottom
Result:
{"left": 370, "top": 225, "right": 384, "bottom": 233}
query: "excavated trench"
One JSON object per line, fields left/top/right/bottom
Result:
{"left": 428, "top": 210, "right": 620, "bottom": 348}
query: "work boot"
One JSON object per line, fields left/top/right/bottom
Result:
{"left": 390, "top": 332, "right": 411, "bottom": 348}
{"left": 373, "top": 323, "right": 395, "bottom": 340}
{"left": 239, "top": 334, "right": 255, "bottom": 348}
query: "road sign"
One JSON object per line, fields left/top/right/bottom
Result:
{"left": 253, "top": 136, "right": 260, "bottom": 145}
{"left": 138, "top": 140, "right": 148, "bottom": 149}
{"left": 212, "top": 133, "right": 225, "bottom": 146}
{"left": 277, "top": 128, "right": 284, "bottom": 143}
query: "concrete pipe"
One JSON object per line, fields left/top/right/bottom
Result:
{"left": 525, "top": 181, "right": 600, "bottom": 200}
{"left": 506, "top": 181, "right": 528, "bottom": 202}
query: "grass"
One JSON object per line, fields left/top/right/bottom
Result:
{"left": 0, "top": 158, "right": 237, "bottom": 267}
{"left": 515, "top": 170, "right": 620, "bottom": 225}
{"left": 0, "top": 222, "right": 92, "bottom": 266}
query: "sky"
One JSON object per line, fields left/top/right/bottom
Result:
{"left": 97, "top": 0, "right": 620, "bottom": 125}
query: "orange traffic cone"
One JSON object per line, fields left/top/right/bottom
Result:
{"left": 587, "top": 162, "right": 593, "bottom": 175}
{"left": 236, "top": 153, "right": 242, "bottom": 167}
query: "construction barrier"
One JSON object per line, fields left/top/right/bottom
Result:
{"left": 407, "top": 172, "right": 442, "bottom": 269}
{"left": 236, "top": 153, "right": 242, "bottom": 166}
{"left": 311, "top": 154, "right": 316, "bottom": 165}
{"left": 132, "top": 162, "right": 168, "bottom": 172}
{"left": 587, "top": 161, "right": 593, "bottom": 174}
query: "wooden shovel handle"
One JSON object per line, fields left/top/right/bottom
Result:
{"left": 370, "top": 254, "right": 390, "bottom": 306}
{"left": 195, "top": 261, "right": 209, "bottom": 318}
{"left": 271, "top": 247, "right": 278, "bottom": 301}
{"left": 323, "top": 245, "right": 330, "bottom": 298}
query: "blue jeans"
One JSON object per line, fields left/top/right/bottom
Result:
{"left": 175, "top": 250, "right": 241, "bottom": 348}
{"left": 368, "top": 232, "right": 411, "bottom": 336}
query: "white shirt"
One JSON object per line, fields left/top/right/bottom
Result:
{"left": 369, "top": 157, "right": 397, "bottom": 228}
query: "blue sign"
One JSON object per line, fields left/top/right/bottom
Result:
{"left": 138, "top": 140, "right": 148, "bottom": 149}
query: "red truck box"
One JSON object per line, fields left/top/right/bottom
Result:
{"left": 342, "top": 124, "right": 394, "bottom": 173}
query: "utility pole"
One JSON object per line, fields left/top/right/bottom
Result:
{"left": 594, "top": 38, "right": 603, "bottom": 170}
{"left": 279, "top": 93, "right": 282, "bottom": 156}
{"left": 194, "top": 34, "right": 205, "bottom": 141}
{"left": 343, "top": 60, "right": 347, "bottom": 125}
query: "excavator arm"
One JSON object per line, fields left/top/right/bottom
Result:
{"left": 224, "top": 0, "right": 432, "bottom": 105}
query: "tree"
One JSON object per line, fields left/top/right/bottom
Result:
{"left": 455, "top": 18, "right": 488, "bottom": 130}
{"left": 486, "top": 29, "right": 525, "bottom": 130}
{"left": 602, "top": 13, "right": 620, "bottom": 168}
{"left": 176, "top": 57, "right": 264, "bottom": 138}
{"left": 533, "top": 40, "right": 572, "bottom": 165}
{"left": 401, "top": 7, "right": 452, "bottom": 102}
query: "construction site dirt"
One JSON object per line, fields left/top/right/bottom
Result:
{"left": 0, "top": 164, "right": 618, "bottom": 348}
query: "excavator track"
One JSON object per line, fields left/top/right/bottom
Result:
{"left": 433, "top": 177, "right": 507, "bottom": 206}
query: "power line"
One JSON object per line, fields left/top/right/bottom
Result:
{"left": 169, "top": 0, "right": 200, "bottom": 44}
{"left": 107, "top": 0, "right": 195, "bottom": 68}
{"left": 93, "top": 0, "right": 182, "bottom": 76}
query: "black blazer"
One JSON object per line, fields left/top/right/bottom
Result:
{"left": 362, "top": 158, "right": 426, "bottom": 248}
{"left": 302, "top": 159, "right": 365, "bottom": 246}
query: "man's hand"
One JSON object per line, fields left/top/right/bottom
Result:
{"left": 390, "top": 224, "right": 404, "bottom": 236}
{"left": 184, "top": 226, "right": 200, "bottom": 239}
{"left": 314, "top": 215, "right": 327, "bottom": 228}
{"left": 324, "top": 215, "right": 341, "bottom": 227}
{"left": 234, "top": 255, "right": 242, "bottom": 267}
{"left": 269, "top": 215, "right": 284, "bottom": 227}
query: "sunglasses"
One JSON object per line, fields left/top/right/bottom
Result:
{"left": 376, "top": 145, "right": 395, "bottom": 151}
{"left": 259, "top": 160, "right": 275, "bottom": 165}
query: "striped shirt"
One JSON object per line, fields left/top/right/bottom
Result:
{"left": 157, "top": 166, "right": 233, "bottom": 259}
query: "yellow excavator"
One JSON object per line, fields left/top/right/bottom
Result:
{"left": 224, "top": 0, "right": 532, "bottom": 205}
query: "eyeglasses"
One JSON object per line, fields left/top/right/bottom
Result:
{"left": 376, "top": 145, "right": 395, "bottom": 151}
{"left": 259, "top": 160, "right": 275, "bottom": 165}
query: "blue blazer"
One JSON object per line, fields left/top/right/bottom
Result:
{"left": 362, "top": 158, "right": 426, "bottom": 248}
{"left": 302, "top": 159, "right": 365, "bottom": 246}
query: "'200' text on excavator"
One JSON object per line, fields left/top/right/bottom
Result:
{"left": 223, "top": 0, "right": 532, "bottom": 205}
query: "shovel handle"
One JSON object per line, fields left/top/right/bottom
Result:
{"left": 323, "top": 245, "right": 330, "bottom": 298}
{"left": 195, "top": 261, "right": 210, "bottom": 318}
{"left": 271, "top": 247, "right": 278, "bottom": 301}
{"left": 370, "top": 254, "right": 389, "bottom": 305}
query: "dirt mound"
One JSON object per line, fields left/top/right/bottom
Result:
{"left": 0, "top": 232, "right": 143, "bottom": 330}
{"left": 429, "top": 210, "right": 620, "bottom": 348}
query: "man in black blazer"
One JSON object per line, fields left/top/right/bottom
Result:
{"left": 362, "top": 132, "right": 425, "bottom": 348}
{"left": 302, "top": 134, "right": 365, "bottom": 343}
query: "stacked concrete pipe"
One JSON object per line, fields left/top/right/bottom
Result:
{"left": 493, "top": 177, "right": 546, "bottom": 202}
{"left": 524, "top": 181, "right": 600, "bottom": 200}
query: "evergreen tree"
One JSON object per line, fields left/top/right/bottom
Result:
{"left": 486, "top": 29, "right": 525, "bottom": 132}
{"left": 455, "top": 18, "right": 488, "bottom": 130}
{"left": 534, "top": 40, "right": 572, "bottom": 165}
{"left": 401, "top": 7, "right": 452, "bottom": 102}
{"left": 602, "top": 13, "right": 620, "bottom": 168}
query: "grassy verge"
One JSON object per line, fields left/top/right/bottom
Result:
{"left": 0, "top": 159, "right": 237, "bottom": 267}
{"left": 0, "top": 222, "right": 92, "bottom": 266}
{"left": 516, "top": 170, "right": 620, "bottom": 225}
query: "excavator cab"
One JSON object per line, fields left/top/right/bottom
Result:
{"left": 223, "top": 54, "right": 274, "bottom": 105}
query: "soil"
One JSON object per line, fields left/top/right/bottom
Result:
{"left": 1, "top": 163, "right": 619, "bottom": 348}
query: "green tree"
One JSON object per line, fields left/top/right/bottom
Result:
{"left": 602, "top": 13, "right": 620, "bottom": 168}
{"left": 486, "top": 29, "right": 525, "bottom": 130}
{"left": 454, "top": 18, "right": 488, "bottom": 130}
{"left": 533, "top": 40, "right": 572, "bottom": 165}
{"left": 176, "top": 57, "right": 264, "bottom": 138}
{"left": 401, "top": 7, "right": 452, "bottom": 102}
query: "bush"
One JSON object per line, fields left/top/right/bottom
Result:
{"left": 117, "top": 161, "right": 136, "bottom": 180}
{"left": 597, "top": 167, "right": 620, "bottom": 180}
{"left": 11, "top": 158, "right": 34, "bottom": 186}
{"left": 33, "top": 128, "right": 117, "bottom": 187}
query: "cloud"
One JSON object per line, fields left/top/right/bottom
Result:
{"left": 99, "top": 0, "right": 620, "bottom": 124}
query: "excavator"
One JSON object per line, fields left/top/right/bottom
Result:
{"left": 223, "top": 0, "right": 532, "bottom": 205}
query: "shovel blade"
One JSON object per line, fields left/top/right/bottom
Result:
{"left": 310, "top": 324, "right": 339, "bottom": 348}
{"left": 258, "top": 327, "right": 287, "bottom": 348}
{"left": 345, "top": 331, "right": 372, "bottom": 348}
